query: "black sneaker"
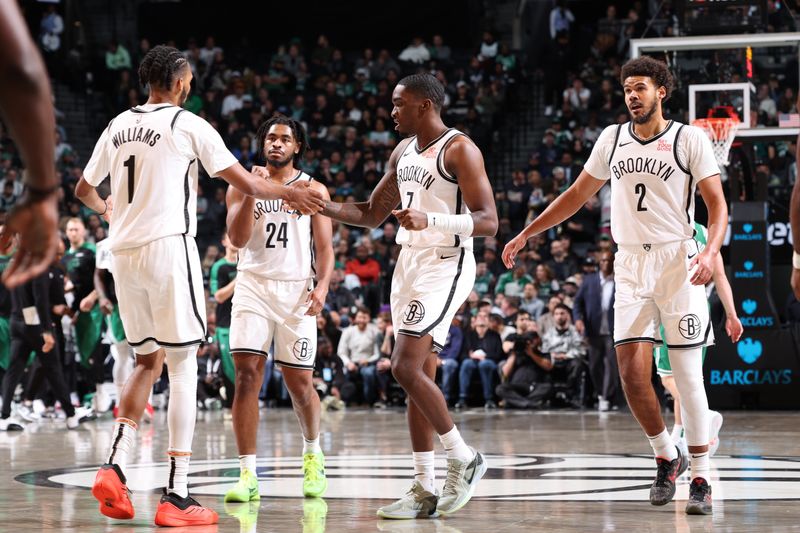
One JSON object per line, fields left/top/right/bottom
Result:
{"left": 685, "top": 477, "right": 713, "bottom": 515}
{"left": 649, "top": 447, "right": 688, "bottom": 505}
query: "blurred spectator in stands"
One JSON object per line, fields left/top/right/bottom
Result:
{"left": 541, "top": 303, "right": 585, "bottom": 403}
{"left": 478, "top": 31, "right": 498, "bottom": 63}
{"left": 520, "top": 283, "right": 545, "bottom": 319}
{"left": 338, "top": 306, "right": 383, "bottom": 406}
{"left": 399, "top": 36, "right": 430, "bottom": 65}
{"left": 0, "top": 180, "right": 17, "bottom": 212}
{"left": 438, "top": 316, "right": 463, "bottom": 406}
{"left": 490, "top": 312, "right": 515, "bottom": 341}
{"left": 199, "top": 36, "right": 222, "bottom": 67}
{"left": 105, "top": 40, "right": 131, "bottom": 72}
{"left": 547, "top": 240, "right": 577, "bottom": 281}
{"left": 537, "top": 295, "right": 562, "bottom": 333}
{"left": 314, "top": 337, "right": 346, "bottom": 410}
{"left": 429, "top": 34, "right": 452, "bottom": 64}
{"left": 39, "top": 5, "right": 63, "bottom": 55}
{"left": 496, "top": 332, "right": 553, "bottom": 409}
{"left": 534, "top": 264, "right": 560, "bottom": 302}
{"left": 496, "top": 264, "right": 534, "bottom": 298}
{"left": 221, "top": 79, "right": 249, "bottom": 119}
{"left": 317, "top": 309, "right": 342, "bottom": 352}
{"left": 550, "top": 0, "right": 575, "bottom": 39}
{"left": 456, "top": 311, "right": 503, "bottom": 409}
{"left": 0, "top": 167, "right": 23, "bottom": 198}
{"left": 506, "top": 170, "right": 532, "bottom": 233}
{"left": 473, "top": 261, "right": 495, "bottom": 298}
{"left": 563, "top": 78, "right": 591, "bottom": 114}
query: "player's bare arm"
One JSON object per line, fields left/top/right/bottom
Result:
{"left": 75, "top": 178, "right": 113, "bottom": 222}
{"left": 225, "top": 185, "right": 256, "bottom": 248}
{"left": 0, "top": 0, "right": 59, "bottom": 287}
{"left": 502, "top": 170, "right": 605, "bottom": 267}
{"left": 392, "top": 137, "right": 499, "bottom": 236}
{"left": 219, "top": 163, "right": 324, "bottom": 215}
{"left": 711, "top": 252, "right": 743, "bottom": 342}
{"left": 691, "top": 176, "right": 727, "bottom": 286}
{"left": 307, "top": 181, "right": 334, "bottom": 316}
{"left": 320, "top": 139, "right": 406, "bottom": 228}
{"left": 791, "top": 130, "right": 800, "bottom": 299}
{"left": 93, "top": 268, "right": 114, "bottom": 315}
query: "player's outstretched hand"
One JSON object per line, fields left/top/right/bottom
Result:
{"left": 689, "top": 250, "right": 714, "bottom": 285}
{"left": 725, "top": 314, "right": 743, "bottom": 343}
{"left": 304, "top": 286, "right": 326, "bottom": 316}
{"left": 502, "top": 233, "right": 528, "bottom": 268}
{"left": 0, "top": 194, "right": 58, "bottom": 288}
{"left": 285, "top": 181, "right": 324, "bottom": 215}
{"left": 391, "top": 208, "right": 427, "bottom": 231}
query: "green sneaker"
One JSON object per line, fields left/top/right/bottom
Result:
{"left": 302, "top": 452, "right": 328, "bottom": 497}
{"left": 224, "top": 467, "right": 260, "bottom": 502}
{"left": 302, "top": 498, "right": 328, "bottom": 533}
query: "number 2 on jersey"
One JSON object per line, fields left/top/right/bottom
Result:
{"left": 265, "top": 222, "right": 288, "bottom": 248}
{"left": 123, "top": 155, "right": 136, "bottom": 203}
{"left": 635, "top": 183, "right": 647, "bottom": 212}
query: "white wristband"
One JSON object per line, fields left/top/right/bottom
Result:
{"left": 793, "top": 251, "right": 800, "bottom": 270}
{"left": 427, "top": 212, "right": 474, "bottom": 236}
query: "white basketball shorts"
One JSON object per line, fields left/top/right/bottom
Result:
{"left": 229, "top": 270, "right": 317, "bottom": 370}
{"left": 392, "top": 246, "right": 476, "bottom": 351}
{"left": 614, "top": 239, "right": 714, "bottom": 350}
{"left": 112, "top": 235, "right": 206, "bottom": 355}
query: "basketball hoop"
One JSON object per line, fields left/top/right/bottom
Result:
{"left": 692, "top": 117, "right": 740, "bottom": 167}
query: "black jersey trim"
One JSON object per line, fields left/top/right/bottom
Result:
{"left": 607, "top": 124, "right": 623, "bottom": 165}
{"left": 183, "top": 159, "right": 195, "bottom": 234}
{"left": 182, "top": 235, "right": 207, "bottom": 336}
{"left": 170, "top": 109, "right": 186, "bottom": 132}
{"left": 416, "top": 247, "right": 466, "bottom": 337}
{"left": 128, "top": 337, "right": 203, "bottom": 348}
{"left": 453, "top": 187, "right": 463, "bottom": 248}
{"left": 665, "top": 321, "right": 712, "bottom": 349}
{"left": 231, "top": 347, "right": 270, "bottom": 357}
{"left": 284, "top": 170, "right": 304, "bottom": 186}
{"left": 432, "top": 340, "right": 445, "bottom": 353}
{"left": 613, "top": 336, "right": 663, "bottom": 347}
{"left": 673, "top": 125, "right": 691, "bottom": 175}
{"left": 414, "top": 127, "right": 454, "bottom": 154}
{"left": 436, "top": 131, "right": 465, "bottom": 184}
{"left": 275, "top": 360, "right": 315, "bottom": 370}
{"left": 685, "top": 173, "right": 695, "bottom": 225}
{"left": 628, "top": 120, "right": 674, "bottom": 146}
{"left": 130, "top": 104, "right": 176, "bottom": 114}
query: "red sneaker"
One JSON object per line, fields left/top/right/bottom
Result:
{"left": 143, "top": 403, "right": 154, "bottom": 424}
{"left": 154, "top": 490, "right": 219, "bottom": 527}
{"left": 112, "top": 406, "right": 119, "bottom": 419}
{"left": 92, "top": 463, "right": 134, "bottom": 519}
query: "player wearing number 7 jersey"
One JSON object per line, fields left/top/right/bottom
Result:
{"left": 74, "top": 45, "right": 324, "bottom": 527}
{"left": 503, "top": 57, "right": 728, "bottom": 516}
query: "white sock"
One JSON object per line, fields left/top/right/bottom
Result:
{"left": 413, "top": 451, "right": 435, "bottom": 493}
{"left": 647, "top": 428, "right": 678, "bottom": 461}
{"left": 239, "top": 454, "right": 256, "bottom": 474}
{"left": 691, "top": 451, "right": 710, "bottom": 481}
{"left": 167, "top": 453, "right": 190, "bottom": 498}
{"left": 107, "top": 418, "right": 137, "bottom": 472}
{"left": 438, "top": 425, "right": 473, "bottom": 462}
{"left": 303, "top": 435, "right": 321, "bottom": 455}
{"left": 670, "top": 424, "right": 684, "bottom": 442}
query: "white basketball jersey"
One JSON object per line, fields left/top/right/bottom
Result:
{"left": 395, "top": 128, "right": 473, "bottom": 250}
{"left": 584, "top": 121, "right": 720, "bottom": 245}
{"left": 83, "top": 103, "right": 237, "bottom": 252}
{"left": 95, "top": 238, "right": 113, "bottom": 272}
{"left": 237, "top": 172, "right": 315, "bottom": 281}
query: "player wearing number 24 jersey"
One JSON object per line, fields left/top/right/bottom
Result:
{"left": 503, "top": 56, "right": 728, "bottom": 516}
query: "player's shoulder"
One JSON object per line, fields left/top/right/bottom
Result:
{"left": 676, "top": 122, "right": 705, "bottom": 140}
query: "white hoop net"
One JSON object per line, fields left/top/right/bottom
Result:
{"left": 692, "top": 117, "right": 740, "bottom": 167}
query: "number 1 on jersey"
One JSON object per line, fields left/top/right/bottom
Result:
{"left": 124, "top": 155, "right": 136, "bottom": 203}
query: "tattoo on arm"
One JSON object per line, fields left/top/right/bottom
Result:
{"left": 322, "top": 175, "right": 400, "bottom": 228}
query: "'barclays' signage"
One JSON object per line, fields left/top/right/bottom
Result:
{"left": 734, "top": 260, "right": 764, "bottom": 279}
{"left": 739, "top": 299, "right": 775, "bottom": 327}
{"left": 710, "top": 369, "right": 792, "bottom": 385}
{"left": 737, "top": 338, "right": 762, "bottom": 364}
{"left": 732, "top": 222, "right": 764, "bottom": 242}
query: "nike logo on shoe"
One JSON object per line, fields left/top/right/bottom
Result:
{"left": 465, "top": 453, "right": 482, "bottom": 484}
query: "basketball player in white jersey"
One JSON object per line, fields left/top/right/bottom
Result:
{"left": 504, "top": 57, "right": 728, "bottom": 515}
{"left": 322, "top": 73, "right": 498, "bottom": 518}
{"left": 74, "top": 45, "right": 324, "bottom": 527}
{"left": 223, "top": 116, "right": 333, "bottom": 503}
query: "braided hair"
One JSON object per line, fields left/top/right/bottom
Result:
{"left": 137, "top": 44, "right": 189, "bottom": 90}
{"left": 255, "top": 116, "right": 309, "bottom": 169}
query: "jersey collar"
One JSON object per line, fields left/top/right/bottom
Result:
{"left": 627, "top": 120, "right": 674, "bottom": 145}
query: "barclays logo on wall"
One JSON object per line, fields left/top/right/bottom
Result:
{"left": 732, "top": 223, "right": 764, "bottom": 241}
{"left": 734, "top": 260, "right": 764, "bottom": 279}
{"left": 709, "top": 337, "right": 793, "bottom": 385}
{"left": 737, "top": 338, "right": 762, "bottom": 364}
{"left": 739, "top": 299, "right": 775, "bottom": 327}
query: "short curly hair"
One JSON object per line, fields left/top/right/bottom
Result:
{"left": 255, "top": 115, "right": 309, "bottom": 169}
{"left": 620, "top": 56, "right": 675, "bottom": 101}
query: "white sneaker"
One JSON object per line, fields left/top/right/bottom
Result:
{"left": 708, "top": 411, "right": 723, "bottom": 457}
{"left": 32, "top": 399, "right": 47, "bottom": 415}
{"left": 93, "top": 386, "right": 113, "bottom": 413}
{"left": 15, "top": 404, "right": 40, "bottom": 422}
{"left": 598, "top": 397, "right": 610, "bottom": 412}
{"left": 437, "top": 449, "right": 487, "bottom": 516}
{"left": 675, "top": 435, "right": 689, "bottom": 462}
{"left": 0, "top": 416, "right": 26, "bottom": 431}
{"left": 66, "top": 406, "right": 94, "bottom": 430}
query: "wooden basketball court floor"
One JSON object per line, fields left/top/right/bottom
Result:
{"left": 1, "top": 408, "right": 798, "bottom": 532}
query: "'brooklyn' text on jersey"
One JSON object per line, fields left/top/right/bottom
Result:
{"left": 611, "top": 156, "right": 676, "bottom": 182}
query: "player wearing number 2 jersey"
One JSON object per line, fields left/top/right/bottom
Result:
{"left": 75, "top": 45, "right": 324, "bottom": 527}
{"left": 224, "top": 116, "right": 334, "bottom": 503}
{"left": 503, "top": 57, "right": 728, "bottom": 516}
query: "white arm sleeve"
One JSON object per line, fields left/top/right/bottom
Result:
{"left": 582, "top": 124, "right": 619, "bottom": 181}
{"left": 679, "top": 125, "right": 721, "bottom": 182}
{"left": 83, "top": 126, "right": 111, "bottom": 186}
{"left": 174, "top": 112, "right": 238, "bottom": 177}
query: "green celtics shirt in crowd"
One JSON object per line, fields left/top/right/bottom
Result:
{"left": 210, "top": 257, "right": 237, "bottom": 382}
{"left": 63, "top": 241, "right": 103, "bottom": 367}
{"left": 654, "top": 222, "right": 709, "bottom": 374}
{"left": 0, "top": 254, "right": 11, "bottom": 370}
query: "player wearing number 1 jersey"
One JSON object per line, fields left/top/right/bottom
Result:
{"left": 223, "top": 116, "right": 333, "bottom": 503}
{"left": 503, "top": 57, "right": 728, "bottom": 515}
{"left": 75, "top": 45, "right": 324, "bottom": 527}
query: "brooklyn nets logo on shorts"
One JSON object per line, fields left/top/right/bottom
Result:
{"left": 18, "top": 453, "right": 800, "bottom": 501}
{"left": 403, "top": 300, "right": 425, "bottom": 325}
{"left": 678, "top": 314, "right": 701, "bottom": 340}
{"left": 292, "top": 338, "right": 313, "bottom": 361}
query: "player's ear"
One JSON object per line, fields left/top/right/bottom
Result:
{"left": 657, "top": 85, "right": 666, "bottom": 100}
